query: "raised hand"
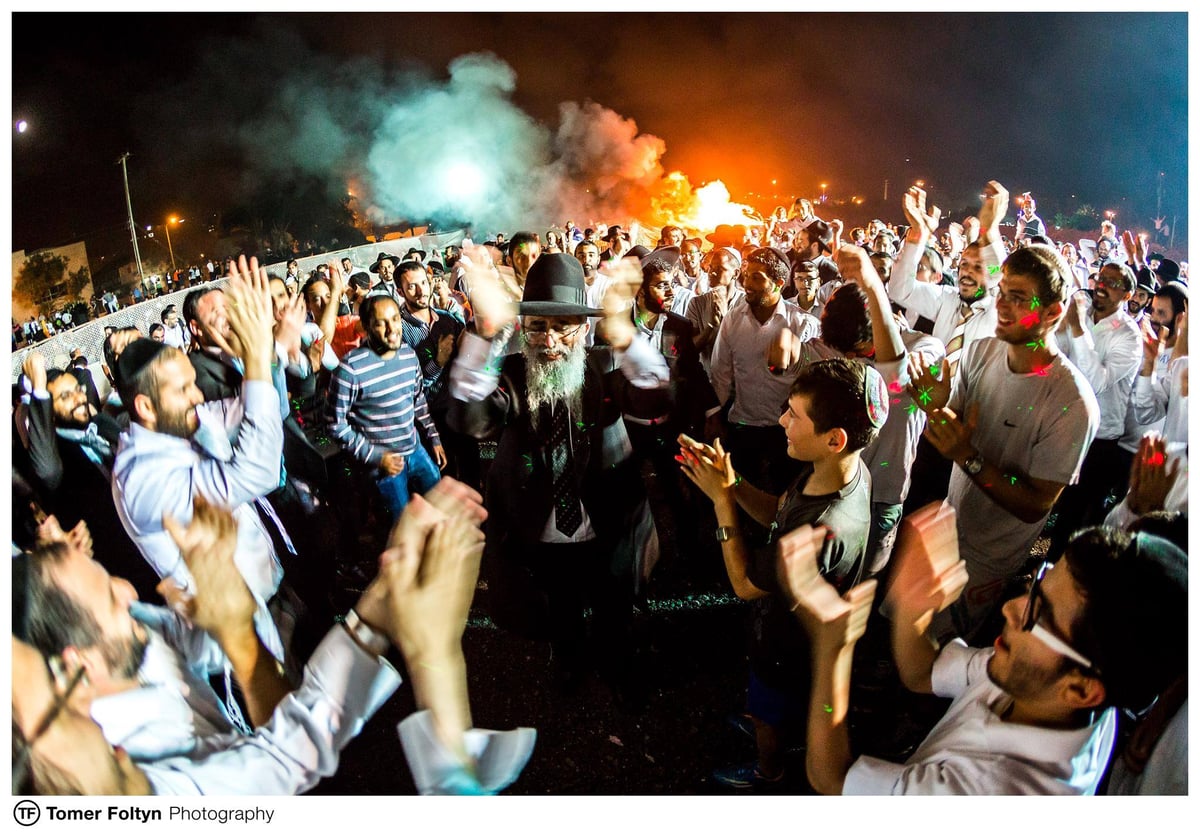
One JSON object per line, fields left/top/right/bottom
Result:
{"left": 218, "top": 255, "right": 276, "bottom": 379}
{"left": 22, "top": 350, "right": 48, "bottom": 393}
{"left": 1127, "top": 433, "right": 1181, "bottom": 516}
{"left": 595, "top": 256, "right": 642, "bottom": 350}
{"left": 833, "top": 244, "right": 882, "bottom": 290}
{"left": 677, "top": 434, "right": 736, "bottom": 506}
{"left": 460, "top": 242, "right": 516, "bottom": 339}
{"left": 977, "top": 180, "right": 1010, "bottom": 236}
{"left": 923, "top": 404, "right": 979, "bottom": 465}
{"left": 162, "top": 494, "right": 255, "bottom": 638}
{"left": 881, "top": 501, "right": 967, "bottom": 631}
{"left": 1140, "top": 315, "right": 1167, "bottom": 372}
{"left": 906, "top": 350, "right": 951, "bottom": 412}
{"left": 377, "top": 496, "right": 483, "bottom": 665}
{"left": 275, "top": 286, "right": 309, "bottom": 362}
{"left": 779, "top": 524, "right": 877, "bottom": 650}
{"left": 902, "top": 186, "right": 941, "bottom": 238}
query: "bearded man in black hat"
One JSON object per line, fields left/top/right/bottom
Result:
{"left": 448, "top": 252, "right": 672, "bottom": 701}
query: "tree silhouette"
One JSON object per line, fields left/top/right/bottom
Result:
{"left": 15, "top": 251, "right": 70, "bottom": 315}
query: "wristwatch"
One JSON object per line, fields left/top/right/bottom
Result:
{"left": 343, "top": 608, "right": 390, "bottom": 658}
{"left": 715, "top": 526, "right": 739, "bottom": 542}
{"left": 962, "top": 453, "right": 985, "bottom": 476}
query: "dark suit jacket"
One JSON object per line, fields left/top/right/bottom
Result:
{"left": 24, "top": 397, "right": 160, "bottom": 598}
{"left": 651, "top": 311, "right": 719, "bottom": 437}
{"left": 448, "top": 346, "right": 670, "bottom": 565}
{"left": 189, "top": 349, "right": 243, "bottom": 402}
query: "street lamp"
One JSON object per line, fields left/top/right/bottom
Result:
{"left": 820, "top": 182, "right": 828, "bottom": 202}
{"left": 163, "top": 215, "right": 182, "bottom": 271}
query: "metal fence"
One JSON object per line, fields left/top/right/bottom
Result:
{"left": 10, "top": 229, "right": 469, "bottom": 386}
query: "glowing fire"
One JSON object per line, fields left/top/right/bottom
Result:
{"left": 647, "top": 172, "right": 756, "bottom": 234}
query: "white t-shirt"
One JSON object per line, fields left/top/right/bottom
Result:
{"left": 947, "top": 338, "right": 1099, "bottom": 584}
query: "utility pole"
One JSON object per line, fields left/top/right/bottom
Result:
{"left": 883, "top": 179, "right": 889, "bottom": 202}
{"left": 116, "top": 152, "right": 145, "bottom": 282}
{"left": 1156, "top": 171, "right": 1164, "bottom": 220}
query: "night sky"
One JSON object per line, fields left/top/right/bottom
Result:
{"left": 11, "top": 10, "right": 1189, "bottom": 256}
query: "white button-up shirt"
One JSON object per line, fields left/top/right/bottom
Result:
{"left": 887, "top": 240, "right": 1002, "bottom": 350}
{"left": 709, "top": 297, "right": 825, "bottom": 427}
{"left": 1055, "top": 304, "right": 1141, "bottom": 440}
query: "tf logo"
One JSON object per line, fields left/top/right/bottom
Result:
{"left": 14, "top": 800, "right": 41, "bottom": 826}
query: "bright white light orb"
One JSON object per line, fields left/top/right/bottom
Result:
{"left": 15, "top": 119, "right": 28, "bottom": 133}
{"left": 443, "top": 162, "right": 486, "bottom": 199}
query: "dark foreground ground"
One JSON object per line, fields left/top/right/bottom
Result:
{"left": 306, "top": 459, "right": 979, "bottom": 797}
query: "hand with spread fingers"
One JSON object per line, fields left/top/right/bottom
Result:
{"left": 906, "top": 350, "right": 951, "bottom": 412}
{"left": 460, "top": 243, "right": 516, "bottom": 339}
{"left": 214, "top": 255, "right": 276, "bottom": 380}
{"left": 1127, "top": 433, "right": 1181, "bottom": 516}
{"left": 162, "top": 494, "right": 255, "bottom": 639}
{"left": 882, "top": 501, "right": 967, "bottom": 626}
{"left": 595, "top": 257, "right": 643, "bottom": 350}
{"left": 779, "top": 524, "right": 877, "bottom": 652}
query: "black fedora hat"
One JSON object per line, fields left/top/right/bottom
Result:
{"left": 369, "top": 252, "right": 401, "bottom": 273}
{"left": 517, "top": 254, "right": 603, "bottom": 317}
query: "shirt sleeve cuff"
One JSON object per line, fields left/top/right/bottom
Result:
{"left": 449, "top": 331, "right": 506, "bottom": 402}
{"left": 618, "top": 334, "right": 670, "bottom": 389}
{"left": 397, "top": 710, "right": 537, "bottom": 795}
{"left": 842, "top": 755, "right": 906, "bottom": 795}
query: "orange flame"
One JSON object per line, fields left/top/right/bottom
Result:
{"left": 647, "top": 172, "right": 757, "bottom": 234}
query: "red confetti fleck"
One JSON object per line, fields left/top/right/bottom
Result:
{"left": 1020, "top": 313, "right": 1040, "bottom": 327}
{"left": 1147, "top": 452, "right": 1166, "bottom": 466}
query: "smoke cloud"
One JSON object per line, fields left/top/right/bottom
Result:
{"left": 140, "top": 28, "right": 676, "bottom": 236}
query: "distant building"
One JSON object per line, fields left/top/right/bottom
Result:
{"left": 10, "top": 240, "right": 92, "bottom": 321}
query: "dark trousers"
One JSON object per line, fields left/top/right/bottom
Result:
{"left": 488, "top": 539, "right": 635, "bottom": 677}
{"left": 625, "top": 420, "right": 701, "bottom": 562}
{"left": 1048, "top": 438, "right": 1134, "bottom": 557}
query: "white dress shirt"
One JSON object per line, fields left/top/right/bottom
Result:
{"left": 112, "top": 380, "right": 285, "bottom": 660}
{"left": 844, "top": 640, "right": 1116, "bottom": 795}
{"left": 887, "top": 239, "right": 1002, "bottom": 349}
{"left": 709, "top": 297, "right": 825, "bottom": 426}
{"left": 1055, "top": 303, "right": 1141, "bottom": 440}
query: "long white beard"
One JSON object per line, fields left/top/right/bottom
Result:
{"left": 524, "top": 337, "right": 587, "bottom": 430}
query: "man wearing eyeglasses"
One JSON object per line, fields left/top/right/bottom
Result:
{"left": 19, "top": 351, "right": 159, "bottom": 599}
{"left": 449, "top": 253, "right": 670, "bottom": 703}
{"left": 1047, "top": 262, "right": 1141, "bottom": 556}
{"left": 781, "top": 504, "right": 1187, "bottom": 795}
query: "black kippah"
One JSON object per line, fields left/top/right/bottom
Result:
{"left": 114, "top": 337, "right": 169, "bottom": 402}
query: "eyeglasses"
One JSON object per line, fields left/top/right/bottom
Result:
{"left": 1021, "top": 562, "right": 1094, "bottom": 670}
{"left": 523, "top": 321, "right": 586, "bottom": 340}
{"left": 12, "top": 661, "right": 87, "bottom": 792}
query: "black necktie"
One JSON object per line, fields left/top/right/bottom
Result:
{"left": 549, "top": 402, "right": 583, "bottom": 536}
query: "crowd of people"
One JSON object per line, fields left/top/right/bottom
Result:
{"left": 10, "top": 180, "right": 1188, "bottom": 796}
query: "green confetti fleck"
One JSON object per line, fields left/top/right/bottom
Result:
{"left": 988, "top": 264, "right": 1002, "bottom": 275}
{"left": 1025, "top": 339, "right": 1046, "bottom": 351}
{"left": 917, "top": 386, "right": 932, "bottom": 406}
{"left": 880, "top": 461, "right": 889, "bottom": 467}
{"left": 1030, "top": 296, "right": 1041, "bottom": 310}
{"left": 823, "top": 704, "right": 834, "bottom": 714}
{"left": 1008, "top": 475, "right": 1018, "bottom": 485}
{"left": 905, "top": 403, "right": 918, "bottom": 415}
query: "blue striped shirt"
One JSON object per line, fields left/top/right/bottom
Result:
{"left": 328, "top": 344, "right": 440, "bottom": 466}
